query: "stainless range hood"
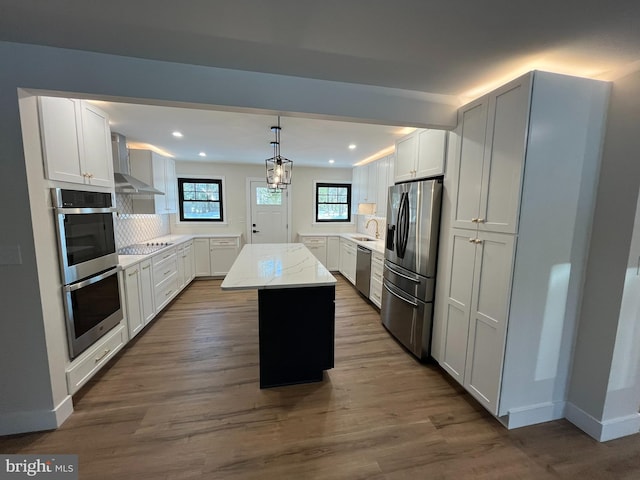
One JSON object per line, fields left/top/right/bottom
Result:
{"left": 112, "top": 133, "right": 164, "bottom": 195}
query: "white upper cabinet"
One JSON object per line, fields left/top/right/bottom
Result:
{"left": 394, "top": 129, "right": 447, "bottom": 183}
{"left": 129, "top": 149, "right": 177, "bottom": 214}
{"left": 39, "top": 96, "right": 114, "bottom": 188}
{"left": 452, "top": 75, "right": 530, "bottom": 234}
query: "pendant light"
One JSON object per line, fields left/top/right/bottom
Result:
{"left": 265, "top": 116, "right": 293, "bottom": 190}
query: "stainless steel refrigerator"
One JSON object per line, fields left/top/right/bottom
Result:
{"left": 381, "top": 178, "right": 442, "bottom": 361}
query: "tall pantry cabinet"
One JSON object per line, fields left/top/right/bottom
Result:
{"left": 432, "top": 71, "right": 610, "bottom": 428}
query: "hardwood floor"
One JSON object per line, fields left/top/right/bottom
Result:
{"left": 2, "top": 276, "right": 640, "bottom": 479}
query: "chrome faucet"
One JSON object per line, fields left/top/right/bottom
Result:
{"left": 366, "top": 218, "right": 381, "bottom": 239}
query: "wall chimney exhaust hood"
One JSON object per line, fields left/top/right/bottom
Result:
{"left": 111, "top": 132, "right": 164, "bottom": 195}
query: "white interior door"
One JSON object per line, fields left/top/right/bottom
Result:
{"left": 250, "top": 181, "right": 289, "bottom": 244}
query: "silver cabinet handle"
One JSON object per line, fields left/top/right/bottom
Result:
{"left": 474, "top": 239, "right": 483, "bottom": 244}
{"left": 94, "top": 348, "right": 111, "bottom": 362}
{"left": 469, "top": 238, "right": 475, "bottom": 243}
{"left": 128, "top": 269, "right": 138, "bottom": 277}
{"left": 477, "top": 218, "right": 485, "bottom": 223}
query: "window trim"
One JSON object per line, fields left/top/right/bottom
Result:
{"left": 177, "top": 177, "right": 225, "bottom": 223}
{"left": 314, "top": 181, "right": 352, "bottom": 223}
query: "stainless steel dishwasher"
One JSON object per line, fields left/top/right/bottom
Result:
{"left": 355, "top": 245, "right": 371, "bottom": 297}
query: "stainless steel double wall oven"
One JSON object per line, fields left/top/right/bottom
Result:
{"left": 52, "top": 188, "right": 123, "bottom": 359}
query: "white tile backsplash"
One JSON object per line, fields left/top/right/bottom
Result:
{"left": 356, "top": 214, "right": 387, "bottom": 240}
{"left": 114, "top": 194, "right": 170, "bottom": 248}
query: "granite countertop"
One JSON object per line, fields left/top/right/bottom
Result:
{"left": 221, "top": 243, "right": 337, "bottom": 291}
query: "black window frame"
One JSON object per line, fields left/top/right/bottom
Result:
{"left": 315, "top": 182, "right": 352, "bottom": 223}
{"left": 178, "top": 178, "right": 224, "bottom": 222}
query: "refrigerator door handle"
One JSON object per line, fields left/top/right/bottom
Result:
{"left": 385, "top": 264, "right": 421, "bottom": 284}
{"left": 383, "top": 282, "right": 418, "bottom": 307}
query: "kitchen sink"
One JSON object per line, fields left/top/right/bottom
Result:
{"left": 351, "top": 236, "right": 376, "bottom": 242}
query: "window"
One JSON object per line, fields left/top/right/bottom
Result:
{"left": 255, "top": 187, "right": 282, "bottom": 205}
{"left": 178, "top": 178, "right": 224, "bottom": 222}
{"left": 315, "top": 182, "right": 351, "bottom": 222}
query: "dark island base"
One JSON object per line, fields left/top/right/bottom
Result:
{"left": 258, "top": 285, "right": 335, "bottom": 388}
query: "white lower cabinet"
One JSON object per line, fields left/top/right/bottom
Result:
{"left": 139, "top": 259, "right": 155, "bottom": 325}
{"left": 193, "top": 238, "right": 212, "bottom": 276}
{"left": 66, "top": 322, "right": 127, "bottom": 394}
{"left": 210, "top": 237, "right": 241, "bottom": 276}
{"left": 301, "top": 237, "right": 327, "bottom": 266}
{"left": 153, "top": 247, "right": 178, "bottom": 313}
{"left": 369, "top": 251, "right": 384, "bottom": 308}
{"left": 339, "top": 238, "right": 357, "bottom": 284}
{"left": 440, "top": 229, "right": 515, "bottom": 414}
{"left": 326, "top": 237, "right": 340, "bottom": 271}
{"left": 193, "top": 237, "right": 241, "bottom": 277}
{"left": 123, "top": 263, "right": 145, "bottom": 339}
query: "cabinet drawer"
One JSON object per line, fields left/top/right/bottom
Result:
{"left": 371, "top": 260, "right": 384, "bottom": 284}
{"left": 66, "top": 323, "right": 127, "bottom": 394}
{"left": 210, "top": 238, "right": 239, "bottom": 247}
{"left": 153, "top": 257, "right": 177, "bottom": 284}
{"left": 153, "top": 249, "right": 177, "bottom": 267}
{"left": 302, "top": 236, "right": 326, "bottom": 245}
{"left": 155, "top": 273, "right": 178, "bottom": 312}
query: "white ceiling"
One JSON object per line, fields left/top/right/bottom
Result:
{"left": 3, "top": 0, "right": 639, "bottom": 167}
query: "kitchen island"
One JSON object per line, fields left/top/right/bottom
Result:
{"left": 221, "top": 243, "right": 337, "bottom": 388}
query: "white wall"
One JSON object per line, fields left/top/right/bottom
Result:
{"left": 171, "top": 162, "right": 354, "bottom": 240}
{"left": 567, "top": 67, "right": 640, "bottom": 441}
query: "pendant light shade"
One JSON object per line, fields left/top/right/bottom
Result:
{"left": 265, "top": 116, "right": 293, "bottom": 190}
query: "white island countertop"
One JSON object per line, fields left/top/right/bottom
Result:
{"left": 221, "top": 243, "right": 337, "bottom": 291}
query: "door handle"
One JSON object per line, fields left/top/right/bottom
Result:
{"left": 252, "top": 230, "right": 260, "bottom": 233}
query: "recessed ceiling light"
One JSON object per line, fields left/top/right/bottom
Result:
{"left": 328, "top": 159, "right": 335, "bottom": 164}
{"left": 199, "top": 152, "right": 206, "bottom": 157}
{"left": 172, "top": 131, "right": 183, "bottom": 138}
{"left": 348, "top": 144, "right": 356, "bottom": 150}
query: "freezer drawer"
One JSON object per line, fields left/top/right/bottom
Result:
{"left": 381, "top": 279, "right": 434, "bottom": 361}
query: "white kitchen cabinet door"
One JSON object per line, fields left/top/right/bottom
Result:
{"left": 339, "top": 239, "right": 357, "bottom": 284}
{"left": 451, "top": 97, "right": 488, "bottom": 231}
{"left": 440, "top": 230, "right": 477, "bottom": 385}
{"left": 183, "top": 242, "right": 195, "bottom": 284}
{"left": 376, "top": 156, "right": 390, "bottom": 217}
{"left": 124, "top": 264, "right": 144, "bottom": 340}
{"left": 394, "top": 132, "right": 417, "bottom": 183}
{"left": 38, "top": 97, "right": 85, "bottom": 184}
{"left": 366, "top": 162, "right": 378, "bottom": 205}
{"left": 302, "top": 237, "right": 327, "bottom": 267}
{"left": 79, "top": 101, "right": 114, "bottom": 188}
{"left": 176, "top": 244, "right": 186, "bottom": 290}
{"left": 139, "top": 259, "right": 155, "bottom": 325}
{"left": 193, "top": 238, "right": 211, "bottom": 277}
{"left": 326, "top": 236, "right": 340, "bottom": 271}
{"left": 351, "top": 167, "right": 364, "bottom": 210}
{"left": 415, "top": 129, "right": 447, "bottom": 179}
{"left": 463, "top": 231, "right": 515, "bottom": 415}
{"left": 163, "top": 157, "right": 177, "bottom": 214}
{"left": 38, "top": 97, "right": 114, "bottom": 188}
{"left": 477, "top": 76, "right": 530, "bottom": 234}
{"left": 210, "top": 238, "right": 240, "bottom": 276}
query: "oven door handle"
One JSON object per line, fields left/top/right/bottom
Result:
{"left": 56, "top": 206, "right": 117, "bottom": 214}
{"left": 64, "top": 267, "right": 120, "bottom": 292}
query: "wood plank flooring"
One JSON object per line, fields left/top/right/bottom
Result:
{"left": 2, "top": 276, "right": 640, "bottom": 479}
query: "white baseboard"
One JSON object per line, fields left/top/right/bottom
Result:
{"left": 0, "top": 395, "right": 73, "bottom": 436}
{"left": 503, "top": 401, "right": 566, "bottom": 429}
{"left": 565, "top": 402, "right": 640, "bottom": 442}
